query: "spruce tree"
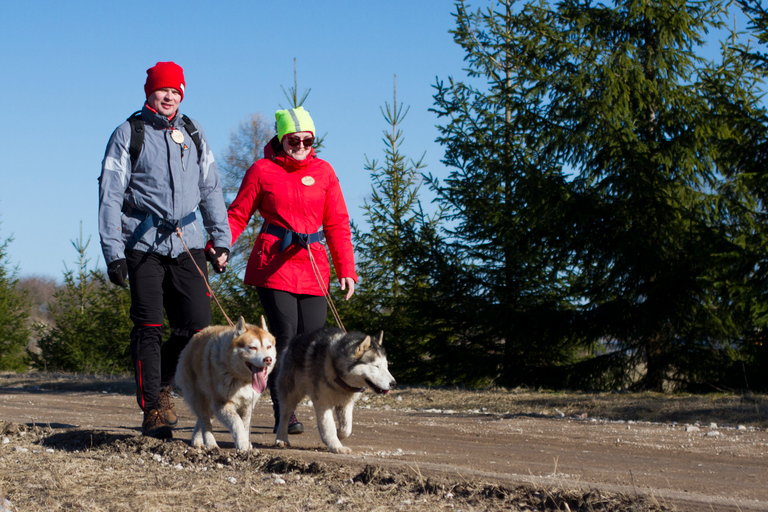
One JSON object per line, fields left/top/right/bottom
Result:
{"left": 433, "top": 0, "right": 758, "bottom": 389}
{"left": 31, "top": 229, "right": 132, "bottom": 373}
{"left": 713, "top": 0, "right": 768, "bottom": 389}
{"left": 432, "top": 0, "right": 588, "bottom": 387}
{"left": 346, "top": 78, "right": 448, "bottom": 382}
{"left": 0, "top": 235, "right": 31, "bottom": 371}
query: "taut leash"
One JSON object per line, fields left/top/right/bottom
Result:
{"left": 305, "top": 243, "right": 346, "bottom": 333}
{"left": 175, "top": 227, "right": 234, "bottom": 327}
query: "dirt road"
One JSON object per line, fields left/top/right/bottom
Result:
{"left": 0, "top": 385, "right": 766, "bottom": 512}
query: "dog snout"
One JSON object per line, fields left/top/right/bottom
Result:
{"left": 264, "top": 356, "right": 273, "bottom": 367}
{"left": 390, "top": 379, "right": 397, "bottom": 389}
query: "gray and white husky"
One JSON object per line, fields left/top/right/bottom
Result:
{"left": 274, "top": 327, "right": 396, "bottom": 454}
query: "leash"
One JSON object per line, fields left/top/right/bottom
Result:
{"left": 174, "top": 224, "right": 345, "bottom": 333}
{"left": 305, "top": 242, "right": 347, "bottom": 333}
{"left": 175, "top": 227, "right": 234, "bottom": 327}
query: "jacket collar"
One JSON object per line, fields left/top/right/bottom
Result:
{"left": 264, "top": 136, "right": 315, "bottom": 171}
{"left": 141, "top": 103, "right": 182, "bottom": 130}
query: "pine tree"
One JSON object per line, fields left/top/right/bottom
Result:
{"left": 31, "top": 228, "right": 132, "bottom": 373}
{"left": 433, "top": 0, "right": 759, "bottom": 389}
{"left": 357, "top": 76, "right": 429, "bottom": 305}
{"left": 431, "top": 0, "right": 588, "bottom": 387}
{"left": 345, "top": 77, "right": 447, "bottom": 382}
{"left": 0, "top": 235, "right": 31, "bottom": 371}
{"left": 712, "top": 0, "right": 768, "bottom": 390}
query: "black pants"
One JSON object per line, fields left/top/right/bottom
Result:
{"left": 257, "top": 287, "right": 327, "bottom": 423}
{"left": 126, "top": 249, "right": 212, "bottom": 412}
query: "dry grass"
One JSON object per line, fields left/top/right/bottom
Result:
{"left": 2, "top": 371, "right": 760, "bottom": 510}
{"left": 1, "top": 422, "right": 668, "bottom": 512}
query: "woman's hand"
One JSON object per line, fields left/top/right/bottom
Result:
{"left": 339, "top": 277, "right": 355, "bottom": 300}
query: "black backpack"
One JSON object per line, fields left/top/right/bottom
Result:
{"left": 126, "top": 111, "right": 203, "bottom": 168}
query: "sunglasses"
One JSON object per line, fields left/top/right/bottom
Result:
{"left": 287, "top": 136, "right": 314, "bottom": 148}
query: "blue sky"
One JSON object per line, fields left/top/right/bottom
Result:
{"left": 1, "top": 0, "right": 467, "bottom": 279}
{"left": 0, "top": 1, "right": 752, "bottom": 280}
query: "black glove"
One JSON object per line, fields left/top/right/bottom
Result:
{"left": 207, "top": 247, "right": 230, "bottom": 274}
{"left": 107, "top": 259, "right": 128, "bottom": 288}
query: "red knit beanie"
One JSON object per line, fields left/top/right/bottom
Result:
{"left": 144, "top": 61, "right": 186, "bottom": 100}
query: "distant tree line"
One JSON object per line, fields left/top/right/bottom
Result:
{"left": 3, "top": 0, "right": 768, "bottom": 393}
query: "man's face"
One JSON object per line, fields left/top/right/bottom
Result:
{"left": 147, "top": 88, "right": 182, "bottom": 117}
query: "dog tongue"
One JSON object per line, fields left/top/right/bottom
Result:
{"left": 252, "top": 366, "right": 268, "bottom": 393}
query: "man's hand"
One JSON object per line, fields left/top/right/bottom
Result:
{"left": 339, "top": 277, "right": 355, "bottom": 300}
{"left": 107, "top": 259, "right": 128, "bottom": 288}
{"left": 206, "top": 247, "right": 230, "bottom": 274}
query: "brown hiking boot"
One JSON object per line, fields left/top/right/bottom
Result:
{"left": 158, "top": 385, "right": 178, "bottom": 426}
{"left": 142, "top": 409, "right": 172, "bottom": 439}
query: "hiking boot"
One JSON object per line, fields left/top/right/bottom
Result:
{"left": 273, "top": 411, "right": 305, "bottom": 435}
{"left": 158, "top": 385, "right": 177, "bottom": 426}
{"left": 142, "top": 409, "right": 172, "bottom": 439}
{"left": 288, "top": 412, "right": 304, "bottom": 435}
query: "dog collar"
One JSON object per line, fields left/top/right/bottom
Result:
{"left": 335, "top": 376, "right": 366, "bottom": 393}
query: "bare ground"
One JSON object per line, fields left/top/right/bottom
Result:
{"left": 0, "top": 372, "right": 766, "bottom": 511}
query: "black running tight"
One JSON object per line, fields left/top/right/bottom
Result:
{"left": 256, "top": 287, "right": 327, "bottom": 422}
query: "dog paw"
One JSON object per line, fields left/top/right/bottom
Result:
{"left": 275, "top": 439, "right": 289, "bottom": 448}
{"left": 329, "top": 445, "right": 352, "bottom": 454}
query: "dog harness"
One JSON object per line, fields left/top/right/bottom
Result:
{"left": 260, "top": 223, "right": 324, "bottom": 253}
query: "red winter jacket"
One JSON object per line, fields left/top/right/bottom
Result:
{"left": 227, "top": 138, "right": 358, "bottom": 295}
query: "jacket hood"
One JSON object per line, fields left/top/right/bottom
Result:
{"left": 264, "top": 135, "right": 316, "bottom": 171}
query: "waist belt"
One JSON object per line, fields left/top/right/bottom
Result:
{"left": 260, "top": 223, "right": 324, "bottom": 253}
{"left": 125, "top": 210, "right": 197, "bottom": 251}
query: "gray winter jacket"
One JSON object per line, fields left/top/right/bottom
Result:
{"left": 98, "top": 105, "right": 231, "bottom": 264}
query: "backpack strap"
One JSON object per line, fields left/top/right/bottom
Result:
{"left": 126, "top": 111, "right": 144, "bottom": 168}
{"left": 126, "top": 111, "right": 202, "bottom": 168}
{"left": 181, "top": 114, "right": 203, "bottom": 165}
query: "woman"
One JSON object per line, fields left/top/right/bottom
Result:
{"left": 214, "top": 106, "right": 357, "bottom": 434}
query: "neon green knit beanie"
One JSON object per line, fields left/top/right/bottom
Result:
{"left": 275, "top": 106, "right": 315, "bottom": 141}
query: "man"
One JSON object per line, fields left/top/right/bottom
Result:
{"left": 98, "top": 61, "right": 231, "bottom": 439}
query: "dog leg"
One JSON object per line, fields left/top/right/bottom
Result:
{"left": 216, "top": 404, "right": 251, "bottom": 452}
{"left": 195, "top": 415, "right": 218, "bottom": 450}
{"left": 335, "top": 402, "right": 354, "bottom": 440}
{"left": 240, "top": 401, "right": 254, "bottom": 449}
{"left": 317, "top": 405, "right": 350, "bottom": 454}
{"left": 236, "top": 398, "right": 256, "bottom": 452}
{"left": 191, "top": 420, "right": 205, "bottom": 449}
{"left": 274, "top": 390, "right": 302, "bottom": 448}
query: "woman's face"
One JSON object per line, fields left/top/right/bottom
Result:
{"left": 281, "top": 131, "right": 314, "bottom": 161}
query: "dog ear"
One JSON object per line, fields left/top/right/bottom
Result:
{"left": 377, "top": 330, "right": 384, "bottom": 346}
{"left": 354, "top": 335, "right": 372, "bottom": 358}
{"left": 235, "top": 316, "right": 247, "bottom": 337}
{"left": 260, "top": 315, "right": 269, "bottom": 332}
